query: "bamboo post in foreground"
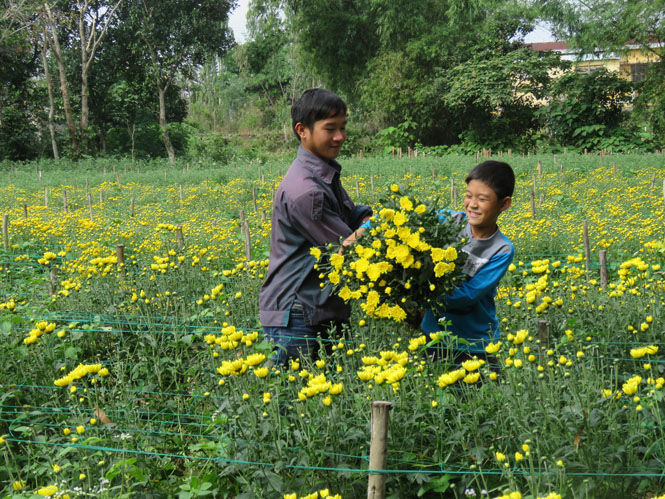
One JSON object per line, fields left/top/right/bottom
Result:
{"left": 23, "top": 204, "right": 28, "bottom": 219}
{"left": 48, "top": 264, "right": 58, "bottom": 295}
{"left": 87, "top": 194, "right": 93, "bottom": 221}
{"left": 367, "top": 401, "right": 393, "bottom": 499}
{"left": 63, "top": 190, "right": 68, "bottom": 212}
{"left": 583, "top": 219, "right": 590, "bottom": 280}
{"left": 130, "top": 197, "right": 135, "bottom": 217}
{"left": 242, "top": 219, "right": 251, "bottom": 261}
{"left": 175, "top": 225, "right": 185, "bottom": 250}
{"left": 530, "top": 188, "right": 536, "bottom": 219}
{"left": 2, "top": 214, "right": 8, "bottom": 251}
{"left": 116, "top": 244, "right": 125, "bottom": 275}
{"left": 252, "top": 186, "right": 258, "bottom": 213}
{"left": 538, "top": 320, "right": 551, "bottom": 351}
{"left": 599, "top": 249, "right": 608, "bottom": 290}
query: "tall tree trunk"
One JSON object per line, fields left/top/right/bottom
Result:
{"left": 39, "top": 30, "right": 59, "bottom": 159}
{"left": 43, "top": 3, "right": 78, "bottom": 156}
{"left": 158, "top": 82, "right": 175, "bottom": 166}
{"left": 76, "top": 0, "right": 122, "bottom": 156}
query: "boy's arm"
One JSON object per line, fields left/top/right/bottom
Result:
{"left": 289, "top": 190, "right": 356, "bottom": 246}
{"left": 442, "top": 251, "right": 513, "bottom": 310}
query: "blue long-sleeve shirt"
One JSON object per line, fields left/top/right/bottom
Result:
{"left": 421, "top": 212, "right": 514, "bottom": 353}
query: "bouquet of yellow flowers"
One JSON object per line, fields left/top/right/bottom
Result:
{"left": 311, "top": 183, "right": 467, "bottom": 323}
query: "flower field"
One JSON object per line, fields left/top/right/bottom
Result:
{"left": 1, "top": 153, "right": 665, "bottom": 498}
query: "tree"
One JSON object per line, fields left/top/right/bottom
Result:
{"left": 119, "top": 0, "right": 236, "bottom": 164}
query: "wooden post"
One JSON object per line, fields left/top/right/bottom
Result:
{"left": 48, "top": 264, "right": 58, "bottom": 295}
{"left": 175, "top": 225, "right": 185, "bottom": 249}
{"left": 87, "top": 194, "right": 93, "bottom": 221}
{"left": 116, "top": 172, "right": 121, "bottom": 186}
{"left": 538, "top": 320, "right": 550, "bottom": 351}
{"left": 242, "top": 219, "right": 251, "bottom": 261}
{"left": 85, "top": 178, "right": 89, "bottom": 195}
{"left": 553, "top": 154, "right": 556, "bottom": 164}
{"left": 23, "top": 204, "right": 28, "bottom": 219}
{"left": 583, "top": 219, "right": 590, "bottom": 280}
{"left": 599, "top": 249, "right": 608, "bottom": 290}
{"left": 537, "top": 160, "right": 542, "bottom": 178}
{"left": 130, "top": 197, "right": 135, "bottom": 217}
{"left": 355, "top": 179, "right": 360, "bottom": 197}
{"left": 650, "top": 172, "right": 656, "bottom": 190}
{"left": 431, "top": 166, "right": 436, "bottom": 180}
{"left": 359, "top": 149, "right": 363, "bottom": 159}
{"left": 367, "top": 401, "right": 393, "bottom": 499}
{"left": 252, "top": 186, "right": 258, "bottom": 213}
{"left": 370, "top": 174, "right": 375, "bottom": 193}
{"left": 63, "top": 190, "right": 68, "bottom": 212}
{"left": 2, "top": 214, "right": 8, "bottom": 251}
{"left": 450, "top": 178, "right": 455, "bottom": 206}
{"left": 44, "top": 188, "right": 49, "bottom": 207}
{"left": 530, "top": 188, "right": 536, "bottom": 219}
{"left": 662, "top": 179, "right": 665, "bottom": 205}
{"left": 164, "top": 168, "right": 167, "bottom": 179}
{"left": 116, "top": 244, "right": 125, "bottom": 275}
{"left": 179, "top": 184, "right": 184, "bottom": 208}
{"left": 261, "top": 209, "right": 267, "bottom": 223}
{"left": 99, "top": 188, "right": 104, "bottom": 204}
{"left": 38, "top": 170, "right": 42, "bottom": 182}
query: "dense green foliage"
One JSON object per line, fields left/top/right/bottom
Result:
{"left": 1, "top": 153, "right": 665, "bottom": 497}
{"left": 1, "top": 0, "right": 664, "bottom": 161}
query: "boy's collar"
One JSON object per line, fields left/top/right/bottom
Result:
{"left": 298, "top": 145, "right": 341, "bottom": 183}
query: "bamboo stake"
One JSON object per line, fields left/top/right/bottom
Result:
{"left": 2, "top": 214, "right": 8, "bottom": 251}
{"left": 242, "top": 219, "right": 251, "bottom": 261}
{"left": 355, "top": 179, "right": 360, "bottom": 197}
{"left": 23, "top": 204, "right": 28, "bottom": 219}
{"left": 44, "top": 188, "right": 49, "bottom": 207}
{"left": 538, "top": 319, "right": 550, "bottom": 351}
{"left": 99, "top": 188, "right": 104, "bottom": 204}
{"left": 370, "top": 174, "right": 375, "bottom": 193}
{"left": 252, "top": 186, "right": 258, "bottom": 212}
{"left": 175, "top": 225, "right": 185, "bottom": 249}
{"left": 179, "top": 184, "right": 184, "bottom": 208}
{"left": 87, "top": 194, "right": 93, "bottom": 221}
{"left": 599, "top": 250, "right": 608, "bottom": 290}
{"left": 130, "top": 197, "right": 135, "bottom": 217}
{"left": 367, "top": 401, "right": 393, "bottom": 499}
{"left": 63, "top": 190, "right": 68, "bottom": 212}
{"left": 530, "top": 188, "right": 536, "bottom": 219}
{"left": 116, "top": 244, "right": 125, "bottom": 275}
{"left": 583, "top": 219, "right": 590, "bottom": 280}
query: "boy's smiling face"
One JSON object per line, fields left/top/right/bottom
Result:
{"left": 464, "top": 179, "right": 511, "bottom": 239}
{"left": 295, "top": 113, "right": 347, "bottom": 161}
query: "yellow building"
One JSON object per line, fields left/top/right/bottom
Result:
{"left": 530, "top": 41, "right": 663, "bottom": 82}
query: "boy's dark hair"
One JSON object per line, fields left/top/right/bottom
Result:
{"left": 291, "top": 88, "right": 347, "bottom": 140}
{"left": 465, "top": 160, "right": 515, "bottom": 199}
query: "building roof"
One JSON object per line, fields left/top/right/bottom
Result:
{"left": 528, "top": 42, "right": 569, "bottom": 52}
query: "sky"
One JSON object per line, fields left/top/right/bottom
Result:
{"left": 228, "top": 0, "right": 556, "bottom": 45}
{"left": 228, "top": 0, "right": 250, "bottom": 43}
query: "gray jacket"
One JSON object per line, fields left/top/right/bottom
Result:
{"left": 259, "top": 146, "right": 371, "bottom": 327}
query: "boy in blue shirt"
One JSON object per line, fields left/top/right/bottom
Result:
{"left": 421, "top": 160, "right": 515, "bottom": 363}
